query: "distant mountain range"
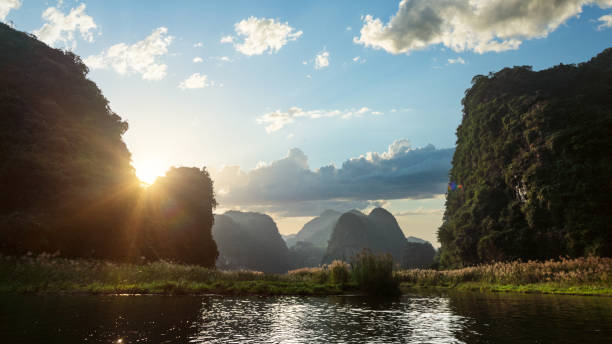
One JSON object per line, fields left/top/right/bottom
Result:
{"left": 212, "top": 208, "right": 435, "bottom": 272}
{"left": 285, "top": 208, "right": 435, "bottom": 268}
{"left": 284, "top": 209, "right": 342, "bottom": 248}
{"left": 213, "top": 211, "right": 290, "bottom": 273}
{"left": 322, "top": 208, "right": 408, "bottom": 264}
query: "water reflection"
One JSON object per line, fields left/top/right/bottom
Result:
{"left": 1, "top": 293, "right": 612, "bottom": 343}
{"left": 191, "top": 295, "right": 466, "bottom": 343}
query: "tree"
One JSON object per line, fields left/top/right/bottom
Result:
{"left": 0, "top": 23, "right": 219, "bottom": 267}
{"left": 438, "top": 48, "right": 612, "bottom": 268}
{"left": 143, "top": 167, "right": 218, "bottom": 266}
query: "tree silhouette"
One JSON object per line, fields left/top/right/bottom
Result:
{"left": 0, "top": 23, "right": 219, "bottom": 267}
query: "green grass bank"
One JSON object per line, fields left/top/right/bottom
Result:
{"left": 1, "top": 255, "right": 610, "bottom": 297}
{"left": 0, "top": 254, "right": 355, "bottom": 296}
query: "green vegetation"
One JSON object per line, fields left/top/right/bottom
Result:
{"left": 351, "top": 250, "right": 400, "bottom": 296}
{"left": 2, "top": 255, "right": 610, "bottom": 297}
{"left": 0, "top": 23, "right": 218, "bottom": 266}
{"left": 397, "top": 256, "right": 612, "bottom": 296}
{"left": 329, "top": 260, "right": 350, "bottom": 285}
{"left": 0, "top": 254, "right": 349, "bottom": 296}
{"left": 438, "top": 48, "right": 612, "bottom": 268}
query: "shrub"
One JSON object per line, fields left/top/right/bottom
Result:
{"left": 329, "top": 260, "right": 350, "bottom": 285}
{"left": 350, "top": 250, "right": 399, "bottom": 296}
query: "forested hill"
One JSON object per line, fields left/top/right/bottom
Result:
{"left": 0, "top": 22, "right": 140, "bottom": 259}
{"left": 0, "top": 23, "right": 218, "bottom": 266}
{"left": 213, "top": 211, "right": 290, "bottom": 273}
{"left": 323, "top": 208, "right": 408, "bottom": 264}
{"left": 438, "top": 47, "right": 612, "bottom": 268}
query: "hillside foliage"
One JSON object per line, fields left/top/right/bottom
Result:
{"left": 438, "top": 48, "right": 612, "bottom": 268}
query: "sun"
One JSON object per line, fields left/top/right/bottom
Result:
{"left": 133, "top": 160, "right": 167, "bottom": 185}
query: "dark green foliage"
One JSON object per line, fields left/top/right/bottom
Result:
{"left": 438, "top": 48, "right": 612, "bottom": 268}
{"left": 0, "top": 23, "right": 218, "bottom": 267}
{"left": 141, "top": 167, "right": 218, "bottom": 266}
{"left": 350, "top": 250, "right": 399, "bottom": 296}
{"left": 0, "top": 22, "right": 139, "bottom": 259}
{"left": 213, "top": 211, "right": 290, "bottom": 273}
{"left": 402, "top": 242, "right": 436, "bottom": 269}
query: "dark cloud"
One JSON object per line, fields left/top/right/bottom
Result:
{"left": 210, "top": 139, "right": 453, "bottom": 217}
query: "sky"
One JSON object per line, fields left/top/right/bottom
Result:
{"left": 2, "top": 0, "right": 612, "bottom": 245}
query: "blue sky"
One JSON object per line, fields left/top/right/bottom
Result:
{"left": 3, "top": 0, "right": 612, "bottom": 243}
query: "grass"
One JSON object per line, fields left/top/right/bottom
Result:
{"left": 396, "top": 256, "right": 612, "bottom": 296}
{"left": 2, "top": 254, "right": 610, "bottom": 297}
{"left": 0, "top": 254, "right": 353, "bottom": 296}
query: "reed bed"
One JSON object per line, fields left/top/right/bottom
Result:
{"left": 396, "top": 256, "right": 611, "bottom": 287}
{"left": 2, "top": 254, "right": 610, "bottom": 296}
{"left": 0, "top": 254, "right": 354, "bottom": 295}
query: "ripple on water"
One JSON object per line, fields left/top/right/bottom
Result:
{"left": 2, "top": 293, "right": 612, "bottom": 343}
{"left": 189, "top": 295, "right": 468, "bottom": 343}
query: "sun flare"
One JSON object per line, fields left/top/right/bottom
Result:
{"left": 133, "top": 160, "right": 167, "bottom": 185}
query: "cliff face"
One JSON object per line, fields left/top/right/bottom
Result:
{"left": 323, "top": 208, "right": 408, "bottom": 264}
{"left": 213, "top": 211, "right": 290, "bottom": 273}
{"left": 438, "top": 47, "right": 612, "bottom": 268}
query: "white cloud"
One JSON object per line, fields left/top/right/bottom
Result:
{"left": 315, "top": 50, "right": 330, "bottom": 69}
{"left": 354, "top": 0, "right": 612, "bottom": 54}
{"left": 391, "top": 107, "right": 412, "bottom": 113}
{"left": 210, "top": 140, "right": 454, "bottom": 216}
{"left": 256, "top": 106, "right": 382, "bottom": 133}
{"left": 598, "top": 14, "right": 612, "bottom": 29}
{"left": 346, "top": 26, "right": 352, "bottom": 31}
{"left": 220, "top": 56, "right": 230, "bottom": 61}
{"left": 448, "top": 57, "right": 466, "bottom": 64}
{"left": 179, "top": 73, "right": 211, "bottom": 89}
{"left": 0, "top": 0, "right": 21, "bottom": 21}
{"left": 193, "top": 56, "right": 203, "bottom": 63}
{"left": 33, "top": 3, "right": 97, "bottom": 49}
{"left": 352, "top": 55, "right": 366, "bottom": 64}
{"left": 222, "top": 16, "right": 302, "bottom": 55}
{"left": 194, "top": 42, "right": 203, "bottom": 47}
{"left": 84, "top": 27, "right": 173, "bottom": 81}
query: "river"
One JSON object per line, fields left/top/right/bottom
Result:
{"left": 1, "top": 292, "right": 611, "bottom": 343}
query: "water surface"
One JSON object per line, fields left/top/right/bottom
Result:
{"left": 1, "top": 292, "right": 611, "bottom": 343}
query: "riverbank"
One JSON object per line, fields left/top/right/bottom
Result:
{"left": 0, "top": 255, "right": 355, "bottom": 296}
{"left": 1, "top": 255, "right": 610, "bottom": 296}
{"left": 397, "top": 256, "right": 612, "bottom": 296}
